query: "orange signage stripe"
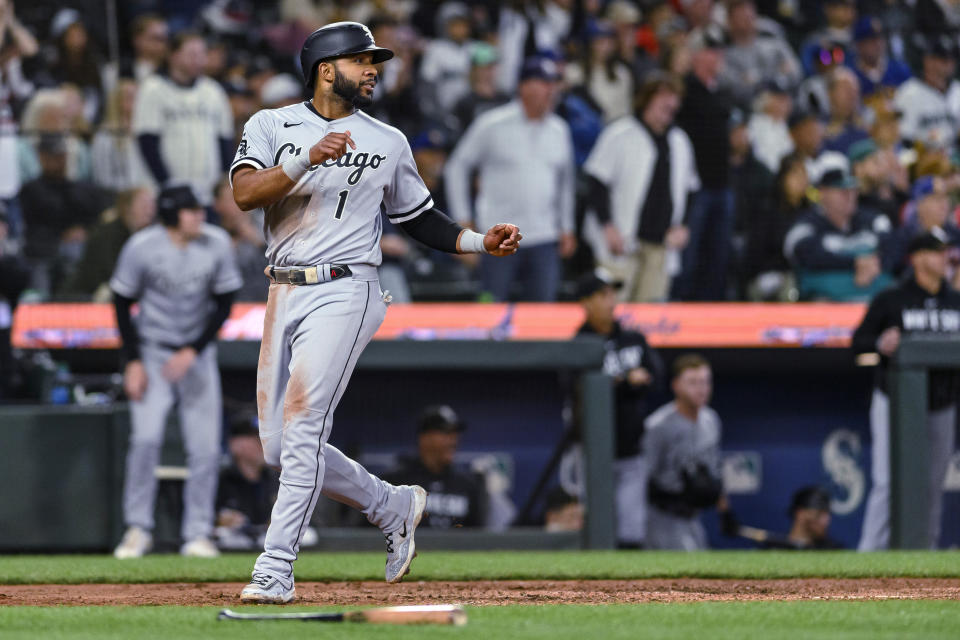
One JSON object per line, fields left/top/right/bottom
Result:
{"left": 11, "top": 302, "right": 868, "bottom": 349}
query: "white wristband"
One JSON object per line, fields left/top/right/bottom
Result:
{"left": 459, "top": 229, "right": 488, "bottom": 254}
{"left": 281, "top": 153, "right": 312, "bottom": 182}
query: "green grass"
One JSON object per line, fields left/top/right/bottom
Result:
{"left": 1, "top": 551, "right": 959, "bottom": 585}
{"left": 1, "top": 602, "right": 958, "bottom": 640}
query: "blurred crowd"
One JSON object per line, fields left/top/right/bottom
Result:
{"left": 4, "top": 0, "right": 960, "bottom": 303}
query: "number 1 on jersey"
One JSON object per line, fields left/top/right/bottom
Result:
{"left": 334, "top": 189, "right": 349, "bottom": 220}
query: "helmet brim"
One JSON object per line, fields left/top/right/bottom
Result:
{"left": 323, "top": 45, "right": 394, "bottom": 64}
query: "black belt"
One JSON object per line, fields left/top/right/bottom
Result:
{"left": 268, "top": 264, "right": 353, "bottom": 285}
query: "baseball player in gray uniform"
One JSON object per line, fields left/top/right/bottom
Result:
{"left": 111, "top": 185, "right": 242, "bottom": 559}
{"left": 230, "top": 22, "right": 522, "bottom": 604}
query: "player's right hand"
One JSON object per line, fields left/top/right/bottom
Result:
{"left": 123, "top": 360, "right": 147, "bottom": 401}
{"left": 309, "top": 130, "right": 357, "bottom": 165}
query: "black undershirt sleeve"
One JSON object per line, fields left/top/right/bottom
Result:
{"left": 398, "top": 207, "right": 464, "bottom": 254}
{"left": 584, "top": 174, "right": 612, "bottom": 224}
{"left": 191, "top": 291, "right": 236, "bottom": 353}
{"left": 113, "top": 293, "right": 141, "bottom": 362}
{"left": 137, "top": 133, "right": 170, "bottom": 185}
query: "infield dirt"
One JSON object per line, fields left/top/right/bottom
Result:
{"left": 2, "top": 578, "right": 958, "bottom": 606}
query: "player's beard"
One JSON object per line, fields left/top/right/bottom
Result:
{"left": 332, "top": 67, "right": 374, "bottom": 109}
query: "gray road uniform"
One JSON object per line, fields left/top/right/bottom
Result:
{"left": 110, "top": 224, "right": 242, "bottom": 542}
{"left": 229, "top": 101, "right": 435, "bottom": 588}
{"left": 643, "top": 402, "right": 723, "bottom": 550}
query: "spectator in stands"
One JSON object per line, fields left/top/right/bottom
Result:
{"left": 103, "top": 14, "right": 169, "bottom": 92}
{"left": 823, "top": 67, "right": 869, "bottom": 154}
{"left": 797, "top": 40, "right": 848, "bottom": 116}
{"left": 419, "top": 2, "right": 475, "bottom": 121}
{"left": 575, "top": 269, "right": 665, "bottom": 548}
{"left": 543, "top": 486, "right": 583, "bottom": 532}
{"left": 787, "top": 109, "right": 826, "bottom": 176}
{"left": 583, "top": 72, "right": 695, "bottom": 302}
{"left": 854, "top": 227, "right": 960, "bottom": 550}
{"left": 0, "top": 0, "right": 38, "bottom": 242}
{"left": 445, "top": 56, "right": 575, "bottom": 301}
{"left": 91, "top": 79, "right": 152, "bottom": 192}
{"left": 894, "top": 34, "right": 959, "bottom": 152}
{"left": 644, "top": 354, "right": 723, "bottom": 551}
{"left": 889, "top": 177, "right": 960, "bottom": 280}
{"left": 847, "top": 16, "right": 911, "bottom": 100}
{"left": 383, "top": 405, "right": 489, "bottom": 529}
{"left": 42, "top": 8, "right": 103, "bottom": 123}
{"left": 451, "top": 42, "right": 510, "bottom": 135}
{"left": 784, "top": 164, "right": 893, "bottom": 301}
{"left": 721, "top": 0, "right": 802, "bottom": 106}
{"left": 744, "top": 152, "right": 810, "bottom": 300}
{"left": 496, "top": 1, "right": 572, "bottom": 94}
{"left": 211, "top": 179, "right": 267, "bottom": 302}
{"left": 0, "top": 205, "right": 29, "bottom": 400}
{"left": 18, "top": 88, "right": 92, "bottom": 183}
{"left": 215, "top": 410, "right": 279, "bottom": 550}
{"left": 257, "top": 73, "right": 303, "bottom": 110}
{"left": 747, "top": 79, "right": 794, "bottom": 174}
{"left": 849, "top": 138, "right": 907, "bottom": 228}
{"left": 801, "top": 0, "right": 856, "bottom": 66}
{"left": 675, "top": 25, "right": 736, "bottom": 301}
{"left": 730, "top": 107, "right": 776, "bottom": 294}
{"left": 18, "top": 134, "right": 111, "bottom": 293}
{"left": 64, "top": 187, "right": 156, "bottom": 301}
{"left": 133, "top": 32, "right": 233, "bottom": 206}
{"left": 564, "top": 20, "right": 634, "bottom": 123}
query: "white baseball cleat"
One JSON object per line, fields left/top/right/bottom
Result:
{"left": 113, "top": 526, "right": 153, "bottom": 559}
{"left": 180, "top": 537, "right": 220, "bottom": 558}
{"left": 240, "top": 572, "right": 296, "bottom": 604}
{"left": 384, "top": 485, "right": 427, "bottom": 584}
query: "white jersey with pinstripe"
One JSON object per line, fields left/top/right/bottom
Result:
{"left": 229, "top": 101, "right": 432, "bottom": 268}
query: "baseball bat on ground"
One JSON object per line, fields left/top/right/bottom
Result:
{"left": 217, "top": 605, "right": 467, "bottom": 626}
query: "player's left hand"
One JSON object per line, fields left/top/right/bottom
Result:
{"left": 483, "top": 223, "right": 522, "bottom": 257}
{"left": 162, "top": 347, "right": 197, "bottom": 382}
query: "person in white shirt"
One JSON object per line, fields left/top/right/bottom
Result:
{"left": 894, "top": 33, "right": 960, "bottom": 153}
{"left": 418, "top": 2, "right": 475, "bottom": 120}
{"left": 133, "top": 32, "right": 233, "bottom": 206}
{"left": 91, "top": 79, "right": 152, "bottom": 192}
{"left": 445, "top": 56, "right": 576, "bottom": 301}
{"left": 748, "top": 80, "right": 794, "bottom": 173}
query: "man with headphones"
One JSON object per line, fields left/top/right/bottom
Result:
{"left": 110, "top": 184, "right": 242, "bottom": 560}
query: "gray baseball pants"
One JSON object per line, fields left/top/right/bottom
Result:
{"left": 858, "top": 389, "right": 956, "bottom": 550}
{"left": 253, "top": 266, "right": 411, "bottom": 588}
{"left": 123, "top": 343, "right": 221, "bottom": 542}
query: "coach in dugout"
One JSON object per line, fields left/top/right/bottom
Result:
{"left": 643, "top": 354, "right": 724, "bottom": 550}
{"left": 384, "top": 405, "right": 489, "bottom": 529}
{"left": 575, "top": 268, "right": 665, "bottom": 547}
{"left": 853, "top": 228, "right": 960, "bottom": 550}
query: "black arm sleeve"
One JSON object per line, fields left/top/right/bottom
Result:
{"left": 398, "top": 207, "right": 464, "bottom": 254}
{"left": 191, "top": 291, "right": 236, "bottom": 353}
{"left": 584, "top": 174, "right": 612, "bottom": 224}
{"left": 137, "top": 133, "right": 170, "bottom": 185}
{"left": 113, "top": 293, "right": 141, "bottom": 362}
{"left": 219, "top": 136, "right": 234, "bottom": 172}
{"left": 851, "top": 293, "right": 891, "bottom": 355}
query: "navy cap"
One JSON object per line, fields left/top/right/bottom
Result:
{"left": 789, "top": 486, "right": 831, "bottom": 517}
{"left": 919, "top": 33, "right": 957, "bottom": 59}
{"left": 519, "top": 56, "right": 562, "bottom": 82}
{"left": 911, "top": 176, "right": 937, "bottom": 201}
{"left": 908, "top": 227, "right": 951, "bottom": 254}
{"left": 418, "top": 405, "right": 465, "bottom": 434}
{"left": 853, "top": 16, "right": 883, "bottom": 42}
{"left": 788, "top": 108, "right": 820, "bottom": 129}
{"left": 817, "top": 167, "right": 858, "bottom": 189}
{"left": 575, "top": 268, "right": 623, "bottom": 299}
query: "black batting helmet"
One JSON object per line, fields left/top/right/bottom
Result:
{"left": 299, "top": 22, "right": 394, "bottom": 89}
{"left": 157, "top": 185, "right": 201, "bottom": 227}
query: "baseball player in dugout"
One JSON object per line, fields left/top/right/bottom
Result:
{"left": 853, "top": 228, "right": 960, "bottom": 551}
{"left": 111, "top": 185, "right": 242, "bottom": 560}
{"left": 229, "top": 22, "right": 521, "bottom": 604}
